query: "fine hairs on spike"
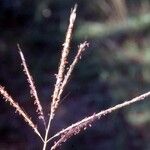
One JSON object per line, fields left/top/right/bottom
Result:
{"left": 0, "top": 4, "right": 149, "bottom": 150}
{"left": 0, "top": 86, "right": 43, "bottom": 141}
{"left": 17, "top": 44, "right": 45, "bottom": 126}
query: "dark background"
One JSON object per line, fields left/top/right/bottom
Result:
{"left": 0, "top": 0, "right": 150, "bottom": 149}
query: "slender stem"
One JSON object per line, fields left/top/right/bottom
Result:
{"left": 42, "top": 140, "right": 47, "bottom": 150}
{"left": 47, "top": 90, "right": 150, "bottom": 144}
{"left": 0, "top": 86, "right": 44, "bottom": 142}
{"left": 42, "top": 113, "right": 53, "bottom": 150}
{"left": 50, "top": 4, "right": 77, "bottom": 116}
{"left": 17, "top": 44, "right": 46, "bottom": 127}
{"left": 42, "top": 5, "right": 77, "bottom": 150}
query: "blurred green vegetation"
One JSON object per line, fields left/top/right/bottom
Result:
{"left": 0, "top": 0, "right": 150, "bottom": 149}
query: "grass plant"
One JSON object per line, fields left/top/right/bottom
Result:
{"left": 0, "top": 5, "right": 149, "bottom": 150}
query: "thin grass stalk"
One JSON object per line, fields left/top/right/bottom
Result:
{"left": 48, "top": 90, "right": 150, "bottom": 149}
{"left": 57, "top": 41, "right": 89, "bottom": 101}
{"left": 17, "top": 44, "right": 46, "bottom": 127}
{"left": 0, "top": 86, "right": 44, "bottom": 141}
{"left": 42, "top": 5, "right": 77, "bottom": 150}
{"left": 50, "top": 4, "right": 77, "bottom": 118}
